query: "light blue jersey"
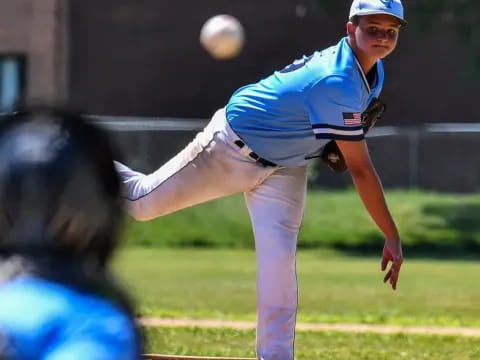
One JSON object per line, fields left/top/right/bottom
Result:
{"left": 0, "top": 278, "right": 140, "bottom": 360}
{"left": 226, "top": 37, "right": 384, "bottom": 166}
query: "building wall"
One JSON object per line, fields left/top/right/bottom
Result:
{"left": 0, "top": 0, "right": 68, "bottom": 104}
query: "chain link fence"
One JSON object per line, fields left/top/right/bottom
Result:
{"left": 90, "top": 116, "right": 480, "bottom": 193}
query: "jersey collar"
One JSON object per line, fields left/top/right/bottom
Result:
{"left": 344, "top": 39, "right": 380, "bottom": 94}
{"left": 353, "top": 55, "right": 372, "bottom": 93}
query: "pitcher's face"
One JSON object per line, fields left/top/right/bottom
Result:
{"left": 348, "top": 14, "right": 401, "bottom": 60}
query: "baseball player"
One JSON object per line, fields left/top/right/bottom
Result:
{"left": 0, "top": 106, "right": 142, "bottom": 360}
{"left": 115, "top": 1, "right": 406, "bottom": 359}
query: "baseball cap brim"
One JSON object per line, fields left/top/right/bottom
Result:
{"left": 351, "top": 10, "right": 407, "bottom": 26}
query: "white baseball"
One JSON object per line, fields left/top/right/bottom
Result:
{"left": 200, "top": 14, "right": 245, "bottom": 60}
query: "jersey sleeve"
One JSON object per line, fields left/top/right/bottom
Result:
{"left": 304, "top": 75, "right": 365, "bottom": 141}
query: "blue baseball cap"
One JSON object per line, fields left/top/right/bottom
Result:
{"left": 349, "top": 0, "right": 407, "bottom": 26}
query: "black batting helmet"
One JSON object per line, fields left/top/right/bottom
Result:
{"left": 0, "top": 106, "right": 122, "bottom": 267}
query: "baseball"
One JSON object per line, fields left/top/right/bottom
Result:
{"left": 199, "top": 14, "right": 245, "bottom": 60}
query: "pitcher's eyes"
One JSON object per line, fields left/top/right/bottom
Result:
{"left": 365, "top": 26, "right": 398, "bottom": 39}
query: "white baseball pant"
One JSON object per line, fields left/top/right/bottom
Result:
{"left": 115, "top": 108, "right": 307, "bottom": 360}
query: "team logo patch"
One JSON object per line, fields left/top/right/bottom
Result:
{"left": 343, "top": 112, "right": 362, "bottom": 125}
{"left": 380, "top": 0, "right": 393, "bottom": 8}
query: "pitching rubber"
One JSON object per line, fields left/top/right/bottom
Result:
{"left": 143, "top": 354, "right": 255, "bottom": 360}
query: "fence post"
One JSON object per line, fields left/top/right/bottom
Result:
{"left": 407, "top": 128, "right": 420, "bottom": 189}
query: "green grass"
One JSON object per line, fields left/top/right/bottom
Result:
{"left": 117, "top": 190, "right": 480, "bottom": 357}
{"left": 144, "top": 327, "right": 480, "bottom": 359}
{"left": 115, "top": 248, "right": 480, "bottom": 327}
{"left": 122, "top": 190, "right": 480, "bottom": 253}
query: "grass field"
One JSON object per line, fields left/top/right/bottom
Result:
{"left": 115, "top": 248, "right": 480, "bottom": 358}
{"left": 115, "top": 248, "right": 480, "bottom": 326}
{"left": 144, "top": 327, "right": 480, "bottom": 360}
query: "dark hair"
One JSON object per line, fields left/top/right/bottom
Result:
{"left": 0, "top": 105, "right": 123, "bottom": 266}
{"left": 350, "top": 15, "right": 360, "bottom": 26}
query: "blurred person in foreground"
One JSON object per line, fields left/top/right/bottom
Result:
{"left": 0, "top": 106, "right": 142, "bottom": 360}
{"left": 116, "top": 0, "right": 406, "bottom": 359}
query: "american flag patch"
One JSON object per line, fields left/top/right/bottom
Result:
{"left": 343, "top": 112, "right": 362, "bottom": 125}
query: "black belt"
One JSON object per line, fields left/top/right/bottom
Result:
{"left": 234, "top": 140, "right": 277, "bottom": 167}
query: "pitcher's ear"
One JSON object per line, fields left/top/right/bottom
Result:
{"left": 346, "top": 21, "right": 356, "bottom": 36}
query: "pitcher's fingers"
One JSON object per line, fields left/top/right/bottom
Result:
{"left": 389, "top": 266, "right": 400, "bottom": 290}
{"left": 392, "top": 259, "right": 403, "bottom": 274}
{"left": 390, "top": 273, "right": 398, "bottom": 290}
{"left": 383, "top": 269, "right": 392, "bottom": 283}
{"left": 391, "top": 261, "right": 403, "bottom": 288}
{"left": 381, "top": 256, "right": 389, "bottom": 271}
